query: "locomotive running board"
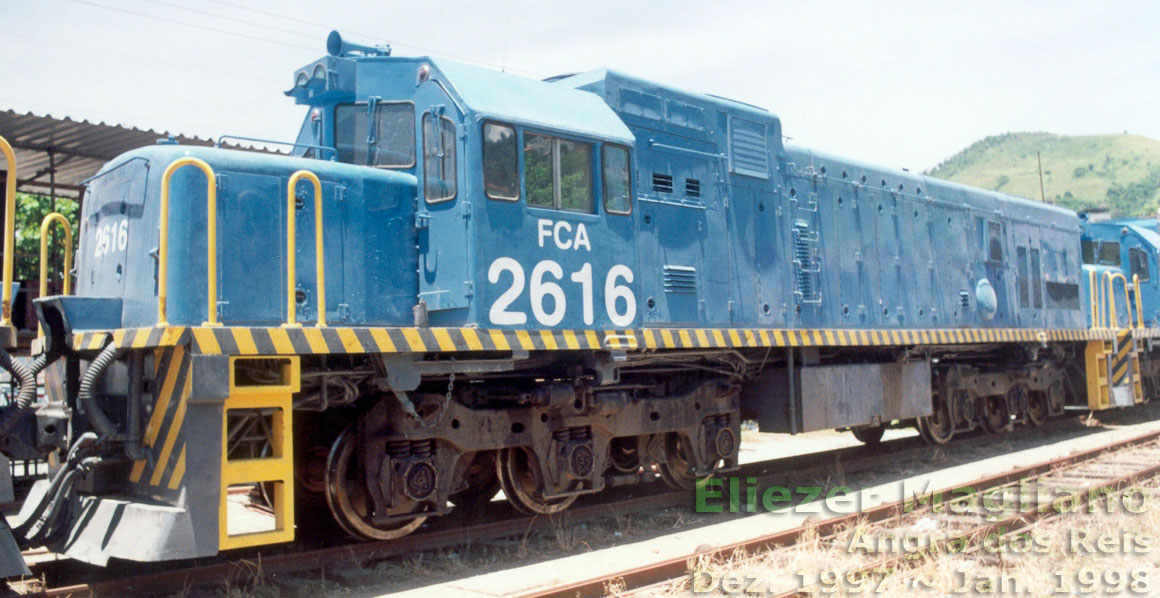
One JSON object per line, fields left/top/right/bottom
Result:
{"left": 68, "top": 325, "right": 1116, "bottom": 356}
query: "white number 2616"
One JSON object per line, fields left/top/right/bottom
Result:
{"left": 488, "top": 258, "right": 635, "bottom": 328}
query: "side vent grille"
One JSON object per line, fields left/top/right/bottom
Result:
{"left": 663, "top": 265, "right": 697, "bottom": 294}
{"left": 685, "top": 178, "right": 701, "bottom": 197}
{"left": 652, "top": 173, "right": 674, "bottom": 193}
{"left": 960, "top": 291, "right": 971, "bottom": 311}
{"left": 792, "top": 220, "right": 821, "bottom": 304}
{"left": 729, "top": 116, "right": 770, "bottom": 179}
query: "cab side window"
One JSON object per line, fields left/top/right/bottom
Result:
{"left": 1131, "top": 247, "right": 1151, "bottom": 281}
{"left": 1082, "top": 240, "right": 1097, "bottom": 265}
{"left": 603, "top": 144, "right": 632, "bottom": 214}
{"left": 334, "top": 102, "right": 415, "bottom": 167}
{"left": 559, "top": 139, "right": 593, "bottom": 212}
{"left": 483, "top": 123, "right": 518, "bottom": 201}
{"left": 525, "top": 133, "right": 554, "bottom": 208}
{"left": 1099, "top": 241, "right": 1121, "bottom": 266}
{"left": 423, "top": 113, "right": 456, "bottom": 203}
{"left": 522, "top": 132, "right": 593, "bottom": 213}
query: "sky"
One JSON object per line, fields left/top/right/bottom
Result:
{"left": 2, "top": 0, "right": 1158, "bottom": 171}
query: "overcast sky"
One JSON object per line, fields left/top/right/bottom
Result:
{"left": 2, "top": 0, "right": 1158, "bottom": 171}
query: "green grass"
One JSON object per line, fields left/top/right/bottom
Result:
{"left": 925, "top": 132, "right": 1160, "bottom": 215}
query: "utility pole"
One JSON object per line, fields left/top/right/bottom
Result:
{"left": 1037, "top": 151, "right": 1047, "bottom": 203}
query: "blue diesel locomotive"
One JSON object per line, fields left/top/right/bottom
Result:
{"left": 0, "top": 32, "right": 1153, "bottom": 570}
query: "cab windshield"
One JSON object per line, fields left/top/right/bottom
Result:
{"left": 334, "top": 102, "right": 415, "bottom": 168}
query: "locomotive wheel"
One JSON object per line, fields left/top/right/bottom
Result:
{"left": 979, "top": 396, "right": 1011, "bottom": 434}
{"left": 851, "top": 425, "right": 885, "bottom": 445}
{"left": 656, "top": 433, "right": 700, "bottom": 490}
{"left": 325, "top": 426, "right": 427, "bottom": 541}
{"left": 916, "top": 395, "right": 954, "bottom": 445}
{"left": 449, "top": 451, "right": 501, "bottom": 517}
{"left": 497, "top": 446, "right": 577, "bottom": 515}
{"left": 1026, "top": 391, "right": 1049, "bottom": 427}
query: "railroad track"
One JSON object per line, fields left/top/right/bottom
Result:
{"left": 521, "top": 427, "right": 1160, "bottom": 598}
{"left": 11, "top": 412, "right": 1147, "bottom": 597}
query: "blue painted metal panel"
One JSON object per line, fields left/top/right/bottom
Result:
{"left": 78, "top": 145, "right": 417, "bottom": 328}
{"left": 77, "top": 50, "right": 1093, "bottom": 334}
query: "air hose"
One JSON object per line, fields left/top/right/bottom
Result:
{"left": 14, "top": 346, "right": 124, "bottom": 547}
{"left": 0, "top": 350, "right": 47, "bottom": 437}
{"left": 78, "top": 343, "right": 123, "bottom": 439}
{"left": 12, "top": 432, "right": 98, "bottom": 546}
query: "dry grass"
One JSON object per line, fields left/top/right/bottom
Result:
{"left": 638, "top": 482, "right": 1160, "bottom": 596}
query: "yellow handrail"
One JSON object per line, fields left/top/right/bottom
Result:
{"left": 1133, "top": 273, "right": 1145, "bottom": 329}
{"left": 159, "top": 157, "right": 218, "bottom": 327}
{"left": 37, "top": 213, "right": 74, "bottom": 337}
{"left": 283, "top": 170, "right": 325, "bottom": 327}
{"left": 1105, "top": 271, "right": 1133, "bottom": 329}
{"left": 0, "top": 135, "right": 16, "bottom": 326}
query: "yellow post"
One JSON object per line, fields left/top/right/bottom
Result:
{"left": 37, "top": 213, "right": 74, "bottom": 337}
{"left": 0, "top": 136, "right": 16, "bottom": 326}
{"left": 283, "top": 171, "right": 325, "bottom": 327}
{"left": 1133, "top": 273, "right": 1144, "bottom": 328}
{"left": 1105, "top": 271, "right": 1130, "bottom": 329}
{"left": 159, "top": 157, "right": 217, "bottom": 327}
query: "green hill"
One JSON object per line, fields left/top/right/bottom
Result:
{"left": 925, "top": 132, "right": 1160, "bottom": 216}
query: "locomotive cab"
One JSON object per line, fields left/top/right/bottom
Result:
{"left": 1081, "top": 217, "right": 1160, "bottom": 328}
{"left": 285, "top": 39, "right": 640, "bottom": 329}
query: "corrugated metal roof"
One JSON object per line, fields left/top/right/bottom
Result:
{"left": 0, "top": 110, "right": 275, "bottom": 199}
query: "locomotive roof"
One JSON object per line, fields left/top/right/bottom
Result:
{"left": 553, "top": 68, "right": 780, "bottom": 126}
{"left": 1086, "top": 218, "right": 1160, "bottom": 249}
{"left": 790, "top": 144, "right": 1080, "bottom": 226}
{"left": 431, "top": 60, "right": 635, "bottom": 145}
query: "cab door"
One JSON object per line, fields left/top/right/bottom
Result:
{"left": 416, "top": 101, "right": 471, "bottom": 316}
{"left": 1128, "top": 245, "right": 1157, "bottom": 326}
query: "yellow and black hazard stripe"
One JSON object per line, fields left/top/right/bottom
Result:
{"left": 128, "top": 345, "right": 190, "bottom": 491}
{"left": 1112, "top": 329, "right": 1136, "bottom": 386}
{"left": 179, "top": 326, "right": 1111, "bottom": 356}
{"left": 70, "top": 325, "right": 1121, "bottom": 357}
{"left": 71, "top": 326, "right": 189, "bottom": 352}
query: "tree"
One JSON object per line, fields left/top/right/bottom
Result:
{"left": 1106, "top": 166, "right": 1160, "bottom": 217}
{"left": 10, "top": 192, "right": 80, "bottom": 288}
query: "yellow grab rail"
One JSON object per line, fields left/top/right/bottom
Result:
{"left": 0, "top": 136, "right": 16, "bottom": 326}
{"left": 37, "top": 213, "right": 74, "bottom": 337}
{"left": 1104, "top": 271, "right": 1133, "bottom": 329}
{"left": 1134, "top": 273, "right": 1145, "bottom": 328}
{"left": 159, "top": 157, "right": 218, "bottom": 327}
{"left": 283, "top": 170, "right": 325, "bottom": 327}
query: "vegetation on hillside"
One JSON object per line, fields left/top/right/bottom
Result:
{"left": 925, "top": 132, "right": 1160, "bottom": 217}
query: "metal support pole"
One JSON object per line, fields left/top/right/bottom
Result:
{"left": 786, "top": 348, "right": 797, "bottom": 434}
{"left": 48, "top": 150, "right": 57, "bottom": 295}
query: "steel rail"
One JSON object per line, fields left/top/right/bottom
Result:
{"left": 26, "top": 416, "right": 1147, "bottom": 597}
{"left": 520, "top": 427, "right": 1160, "bottom": 598}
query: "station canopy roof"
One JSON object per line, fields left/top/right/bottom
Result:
{"left": 0, "top": 110, "right": 275, "bottom": 199}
